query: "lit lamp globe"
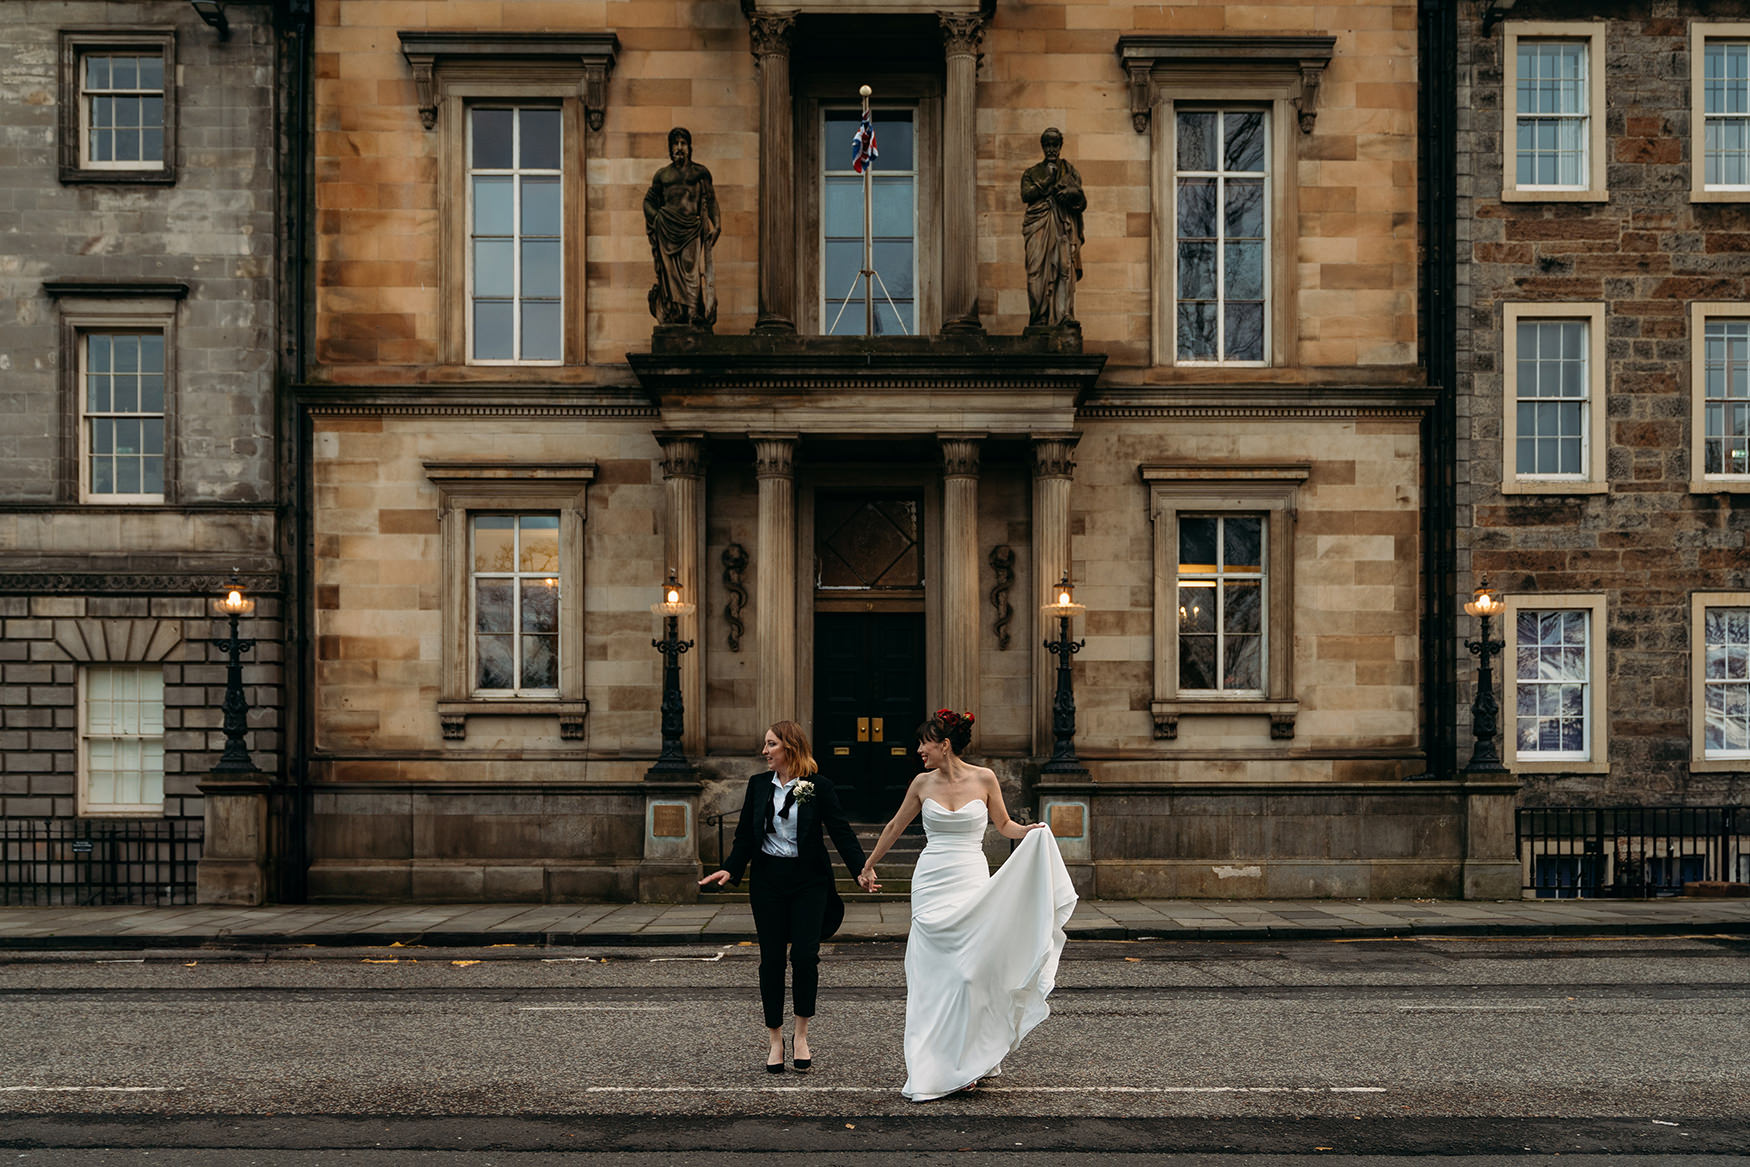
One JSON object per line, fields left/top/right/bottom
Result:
{"left": 1463, "top": 581, "right": 1503, "bottom": 620}
{"left": 1041, "top": 574, "right": 1085, "bottom": 618}
{"left": 651, "top": 572, "right": 695, "bottom": 618}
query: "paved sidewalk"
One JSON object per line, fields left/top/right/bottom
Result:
{"left": 1, "top": 896, "right": 1747, "bottom": 950}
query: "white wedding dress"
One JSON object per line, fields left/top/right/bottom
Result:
{"left": 900, "top": 798, "right": 1078, "bottom": 1102}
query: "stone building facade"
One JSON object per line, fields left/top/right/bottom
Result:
{"left": 0, "top": 0, "right": 294, "bottom": 894}
{"left": 1456, "top": 0, "right": 1750, "bottom": 847}
{"left": 291, "top": 0, "right": 1512, "bottom": 902}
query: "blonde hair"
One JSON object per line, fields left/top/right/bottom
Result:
{"left": 767, "top": 719, "right": 819, "bottom": 778}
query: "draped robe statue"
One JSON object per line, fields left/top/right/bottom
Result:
{"left": 644, "top": 127, "right": 720, "bottom": 329}
{"left": 1020, "top": 128, "right": 1086, "bottom": 329}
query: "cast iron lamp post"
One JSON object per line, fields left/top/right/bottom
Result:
{"left": 1041, "top": 574, "right": 1087, "bottom": 774}
{"left": 1463, "top": 578, "right": 1508, "bottom": 773}
{"left": 647, "top": 570, "right": 695, "bottom": 777}
{"left": 212, "top": 572, "right": 258, "bottom": 774}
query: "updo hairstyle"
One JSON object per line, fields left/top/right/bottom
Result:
{"left": 917, "top": 708, "right": 974, "bottom": 756}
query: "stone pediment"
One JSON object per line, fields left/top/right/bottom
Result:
{"left": 625, "top": 333, "right": 1106, "bottom": 437}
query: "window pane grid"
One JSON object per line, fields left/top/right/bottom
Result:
{"left": 80, "top": 52, "right": 165, "bottom": 167}
{"left": 1515, "top": 609, "right": 1590, "bottom": 759}
{"left": 82, "top": 666, "right": 165, "bottom": 811}
{"left": 1704, "top": 319, "right": 1750, "bottom": 475}
{"left": 1706, "top": 41, "right": 1750, "bottom": 188}
{"left": 822, "top": 108, "right": 916, "bottom": 336}
{"left": 1704, "top": 607, "right": 1750, "bottom": 756}
{"left": 469, "top": 107, "right": 563, "bottom": 363}
{"left": 1514, "top": 319, "right": 1588, "bottom": 477}
{"left": 1177, "top": 515, "right": 1265, "bottom": 693}
{"left": 1515, "top": 41, "right": 1588, "bottom": 188}
{"left": 1175, "top": 110, "right": 1267, "bottom": 364}
{"left": 82, "top": 331, "right": 165, "bottom": 499}
{"left": 471, "top": 514, "right": 561, "bottom": 694}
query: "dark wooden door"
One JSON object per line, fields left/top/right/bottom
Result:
{"left": 813, "top": 612, "right": 926, "bottom": 821}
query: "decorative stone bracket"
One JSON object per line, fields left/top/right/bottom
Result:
{"left": 721, "top": 543, "right": 748, "bottom": 653}
{"left": 437, "top": 700, "right": 589, "bottom": 741}
{"left": 1116, "top": 35, "right": 1336, "bottom": 135}
{"left": 1151, "top": 700, "right": 1299, "bottom": 741}
{"left": 398, "top": 31, "right": 620, "bottom": 131}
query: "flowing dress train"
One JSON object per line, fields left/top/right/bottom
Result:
{"left": 901, "top": 798, "right": 1078, "bottom": 1101}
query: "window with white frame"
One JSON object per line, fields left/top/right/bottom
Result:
{"left": 1514, "top": 609, "right": 1591, "bottom": 760}
{"left": 1177, "top": 514, "right": 1264, "bottom": 693}
{"left": 1691, "top": 304, "right": 1750, "bottom": 488}
{"left": 1501, "top": 24, "right": 1607, "bottom": 201}
{"left": 467, "top": 106, "right": 563, "bottom": 364}
{"left": 80, "top": 331, "right": 166, "bottom": 502}
{"left": 1504, "top": 593, "right": 1608, "bottom": 772}
{"left": 1174, "top": 108, "right": 1268, "bottom": 364}
{"left": 79, "top": 665, "right": 165, "bottom": 815}
{"left": 470, "top": 513, "right": 561, "bottom": 694}
{"left": 820, "top": 106, "right": 917, "bottom": 336}
{"left": 1503, "top": 303, "right": 1606, "bottom": 493}
{"left": 1691, "top": 593, "right": 1750, "bottom": 768}
{"left": 1703, "top": 606, "right": 1750, "bottom": 758}
{"left": 1697, "top": 29, "right": 1750, "bottom": 196}
{"left": 58, "top": 32, "right": 176, "bottom": 183}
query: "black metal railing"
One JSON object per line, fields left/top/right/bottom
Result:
{"left": 702, "top": 808, "right": 738, "bottom": 871}
{"left": 0, "top": 818, "right": 202, "bottom": 906}
{"left": 1517, "top": 806, "right": 1747, "bottom": 898}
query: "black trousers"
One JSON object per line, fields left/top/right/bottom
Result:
{"left": 749, "top": 851, "right": 829, "bottom": 1030}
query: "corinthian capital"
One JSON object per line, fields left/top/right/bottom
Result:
{"left": 748, "top": 10, "right": 797, "bottom": 60}
{"left": 939, "top": 11, "right": 984, "bottom": 57}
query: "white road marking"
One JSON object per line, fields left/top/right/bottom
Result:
{"left": 1397, "top": 1005, "right": 1546, "bottom": 1012}
{"left": 0, "top": 1086, "right": 181, "bottom": 1093}
{"left": 649, "top": 950, "right": 728, "bottom": 963}
{"left": 582, "top": 1085, "right": 1386, "bottom": 1094}
{"left": 517, "top": 1005, "right": 668, "bottom": 1012}
{"left": 94, "top": 959, "right": 145, "bottom": 964}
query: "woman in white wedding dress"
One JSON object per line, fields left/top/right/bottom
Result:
{"left": 857, "top": 709, "right": 1078, "bottom": 1101}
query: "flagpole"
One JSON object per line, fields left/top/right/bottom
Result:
{"left": 860, "top": 84, "right": 874, "bottom": 336}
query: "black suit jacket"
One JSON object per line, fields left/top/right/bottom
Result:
{"left": 722, "top": 772, "right": 867, "bottom": 888}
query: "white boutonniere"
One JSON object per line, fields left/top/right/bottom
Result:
{"left": 791, "top": 780, "right": 816, "bottom": 804}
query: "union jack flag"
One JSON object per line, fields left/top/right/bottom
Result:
{"left": 850, "top": 110, "right": 878, "bottom": 174}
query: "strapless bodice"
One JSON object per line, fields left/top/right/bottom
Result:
{"left": 921, "top": 797, "right": 988, "bottom": 852}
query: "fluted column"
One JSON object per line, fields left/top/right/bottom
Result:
{"left": 940, "top": 12, "right": 984, "bottom": 333}
{"left": 1032, "top": 434, "right": 1079, "bottom": 754}
{"left": 752, "top": 434, "right": 799, "bottom": 730}
{"left": 940, "top": 435, "right": 985, "bottom": 723}
{"left": 657, "top": 432, "right": 707, "bottom": 755}
{"left": 749, "top": 12, "right": 798, "bottom": 333}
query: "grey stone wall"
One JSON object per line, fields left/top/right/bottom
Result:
{"left": 1457, "top": 2, "right": 1750, "bottom": 805}
{"left": 0, "top": 2, "right": 286, "bottom": 819}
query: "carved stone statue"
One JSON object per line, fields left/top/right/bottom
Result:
{"left": 1020, "top": 127, "right": 1086, "bottom": 329}
{"left": 644, "top": 127, "right": 720, "bottom": 330}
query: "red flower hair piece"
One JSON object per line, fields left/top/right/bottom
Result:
{"left": 934, "top": 708, "right": 975, "bottom": 729}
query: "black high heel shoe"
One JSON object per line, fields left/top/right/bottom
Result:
{"left": 791, "top": 1049, "right": 812, "bottom": 1074}
{"left": 767, "top": 1042, "right": 786, "bottom": 1074}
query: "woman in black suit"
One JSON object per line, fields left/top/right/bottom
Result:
{"left": 700, "top": 720, "right": 867, "bottom": 1073}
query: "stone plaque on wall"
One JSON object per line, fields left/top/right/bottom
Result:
{"left": 651, "top": 804, "right": 688, "bottom": 838}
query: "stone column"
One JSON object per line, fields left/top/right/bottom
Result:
{"left": 753, "top": 434, "right": 799, "bottom": 730}
{"left": 749, "top": 11, "right": 798, "bottom": 333}
{"left": 940, "top": 12, "right": 984, "bottom": 333}
{"left": 1032, "top": 434, "right": 1079, "bottom": 754}
{"left": 657, "top": 432, "right": 706, "bottom": 756}
{"left": 940, "top": 435, "right": 985, "bottom": 721}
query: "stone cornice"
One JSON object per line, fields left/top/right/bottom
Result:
{"left": 0, "top": 572, "right": 281, "bottom": 595}
{"left": 1079, "top": 385, "right": 1435, "bottom": 420}
{"left": 1117, "top": 34, "right": 1336, "bottom": 134}
{"left": 42, "top": 279, "right": 190, "bottom": 300}
{"left": 397, "top": 30, "right": 619, "bottom": 130}
{"left": 295, "top": 384, "right": 657, "bottom": 419}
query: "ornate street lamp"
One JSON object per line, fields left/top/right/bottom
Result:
{"left": 211, "top": 571, "right": 258, "bottom": 774}
{"left": 1463, "top": 578, "right": 1509, "bottom": 773}
{"left": 647, "top": 569, "right": 696, "bottom": 777}
{"left": 1040, "top": 574, "right": 1087, "bottom": 774}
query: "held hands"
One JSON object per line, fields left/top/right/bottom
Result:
{"left": 698, "top": 869, "right": 732, "bottom": 888}
{"left": 857, "top": 867, "right": 881, "bottom": 893}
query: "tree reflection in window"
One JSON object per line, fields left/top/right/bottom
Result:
{"left": 471, "top": 513, "right": 560, "bottom": 693}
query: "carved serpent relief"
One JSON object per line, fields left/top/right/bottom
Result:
{"left": 721, "top": 543, "right": 748, "bottom": 652}
{"left": 988, "top": 544, "right": 1015, "bottom": 651}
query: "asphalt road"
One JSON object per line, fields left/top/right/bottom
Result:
{"left": 1, "top": 934, "right": 1746, "bottom": 1164}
